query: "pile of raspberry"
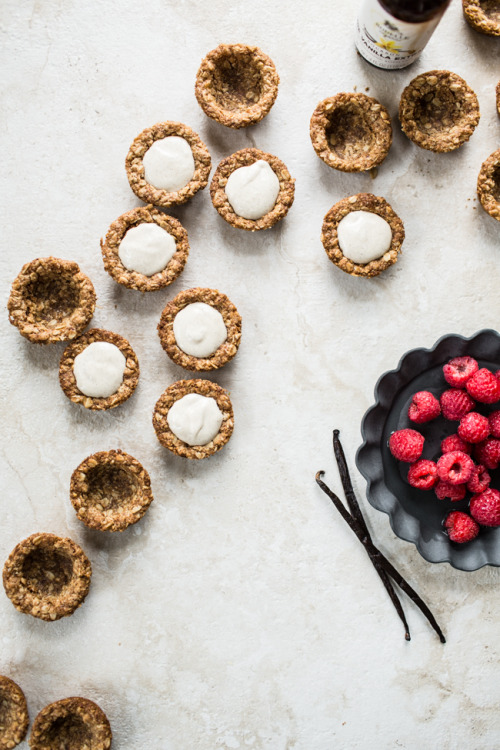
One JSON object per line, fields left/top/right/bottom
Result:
{"left": 389, "top": 356, "right": 500, "bottom": 544}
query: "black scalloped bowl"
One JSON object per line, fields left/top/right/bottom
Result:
{"left": 356, "top": 330, "right": 500, "bottom": 571}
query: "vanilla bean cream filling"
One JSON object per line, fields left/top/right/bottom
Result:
{"left": 73, "top": 342, "right": 126, "bottom": 398}
{"left": 118, "top": 222, "right": 176, "bottom": 276}
{"left": 173, "top": 302, "right": 227, "bottom": 358}
{"left": 337, "top": 210, "right": 392, "bottom": 264}
{"left": 143, "top": 136, "right": 195, "bottom": 192}
{"left": 225, "top": 160, "right": 280, "bottom": 220}
{"left": 167, "top": 393, "right": 223, "bottom": 445}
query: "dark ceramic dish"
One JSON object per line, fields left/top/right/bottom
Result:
{"left": 356, "top": 330, "right": 500, "bottom": 571}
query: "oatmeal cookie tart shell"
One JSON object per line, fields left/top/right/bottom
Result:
{"left": 310, "top": 93, "right": 392, "bottom": 173}
{"left": 210, "top": 148, "right": 294, "bottom": 231}
{"left": 126, "top": 121, "right": 211, "bottom": 207}
{"left": 59, "top": 329, "right": 139, "bottom": 411}
{"left": 2, "top": 533, "right": 92, "bottom": 622}
{"left": 462, "top": 0, "right": 500, "bottom": 35}
{"left": 195, "top": 43, "right": 279, "bottom": 128}
{"left": 0, "top": 676, "right": 29, "bottom": 750}
{"left": 101, "top": 206, "right": 189, "bottom": 292}
{"left": 477, "top": 149, "right": 500, "bottom": 221}
{"left": 153, "top": 379, "right": 234, "bottom": 459}
{"left": 29, "top": 697, "right": 111, "bottom": 750}
{"left": 497, "top": 81, "right": 500, "bottom": 116}
{"left": 70, "top": 450, "right": 153, "bottom": 532}
{"left": 158, "top": 288, "right": 242, "bottom": 371}
{"left": 321, "top": 193, "right": 405, "bottom": 278}
{"left": 399, "top": 70, "right": 480, "bottom": 153}
{"left": 8, "top": 257, "right": 96, "bottom": 344}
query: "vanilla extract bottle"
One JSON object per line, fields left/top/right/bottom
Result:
{"left": 355, "top": 0, "right": 452, "bottom": 69}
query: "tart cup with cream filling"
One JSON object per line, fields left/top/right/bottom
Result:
{"left": 2, "top": 533, "right": 91, "bottom": 622}
{"left": 125, "top": 121, "right": 211, "bottom": 208}
{"left": 59, "top": 329, "right": 139, "bottom": 411}
{"left": 29, "top": 697, "right": 111, "bottom": 750}
{"left": 310, "top": 93, "right": 392, "bottom": 172}
{"left": 462, "top": 0, "right": 500, "bottom": 35}
{"left": 477, "top": 149, "right": 500, "bottom": 221}
{"left": 399, "top": 70, "right": 480, "bottom": 152}
{"left": 101, "top": 206, "right": 189, "bottom": 292}
{"left": 195, "top": 43, "right": 279, "bottom": 129}
{"left": 158, "top": 288, "right": 242, "bottom": 371}
{"left": 70, "top": 450, "right": 153, "bottom": 532}
{"left": 153, "top": 379, "right": 233, "bottom": 459}
{"left": 321, "top": 193, "right": 405, "bottom": 278}
{"left": 8, "top": 257, "right": 96, "bottom": 344}
{"left": 210, "top": 148, "right": 295, "bottom": 231}
{"left": 0, "top": 676, "right": 29, "bottom": 749}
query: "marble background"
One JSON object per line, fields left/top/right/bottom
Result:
{"left": 1, "top": 0, "right": 500, "bottom": 747}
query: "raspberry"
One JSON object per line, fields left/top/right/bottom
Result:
{"left": 441, "top": 434, "right": 472, "bottom": 455}
{"left": 407, "top": 460, "right": 438, "bottom": 489}
{"left": 443, "top": 356, "right": 478, "bottom": 388}
{"left": 436, "top": 451, "right": 474, "bottom": 485}
{"left": 467, "top": 464, "right": 491, "bottom": 494}
{"left": 439, "top": 389, "right": 475, "bottom": 421}
{"left": 470, "top": 488, "right": 500, "bottom": 527}
{"left": 434, "top": 481, "right": 466, "bottom": 501}
{"left": 475, "top": 439, "right": 500, "bottom": 470}
{"left": 444, "top": 511, "right": 479, "bottom": 543}
{"left": 457, "top": 412, "right": 490, "bottom": 444}
{"left": 488, "top": 410, "right": 500, "bottom": 438}
{"left": 408, "top": 391, "right": 440, "bottom": 423}
{"left": 466, "top": 368, "right": 500, "bottom": 404}
{"left": 389, "top": 429, "right": 424, "bottom": 462}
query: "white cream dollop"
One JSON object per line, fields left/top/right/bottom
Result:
{"left": 167, "top": 393, "right": 223, "bottom": 446}
{"left": 225, "top": 160, "right": 280, "bottom": 220}
{"left": 73, "top": 342, "right": 126, "bottom": 398}
{"left": 337, "top": 210, "right": 392, "bottom": 264}
{"left": 118, "top": 222, "right": 176, "bottom": 276}
{"left": 143, "top": 136, "right": 195, "bottom": 192}
{"left": 173, "top": 302, "right": 227, "bottom": 358}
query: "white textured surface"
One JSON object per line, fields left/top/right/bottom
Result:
{"left": 1, "top": 1, "right": 500, "bottom": 748}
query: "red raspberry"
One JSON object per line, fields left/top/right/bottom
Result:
{"left": 466, "top": 368, "right": 500, "bottom": 404}
{"left": 457, "top": 412, "right": 490, "bottom": 444}
{"left": 443, "top": 356, "right": 478, "bottom": 388}
{"left": 439, "top": 389, "right": 475, "bottom": 420}
{"left": 435, "top": 481, "right": 466, "bottom": 501}
{"left": 488, "top": 410, "right": 500, "bottom": 438}
{"left": 470, "top": 488, "right": 500, "bottom": 527}
{"left": 467, "top": 464, "right": 491, "bottom": 494}
{"left": 389, "top": 429, "right": 424, "bottom": 462}
{"left": 475, "top": 439, "right": 500, "bottom": 470}
{"left": 444, "top": 511, "right": 479, "bottom": 543}
{"left": 437, "top": 451, "right": 474, "bottom": 485}
{"left": 408, "top": 391, "right": 440, "bottom": 423}
{"left": 407, "top": 460, "right": 438, "bottom": 489}
{"left": 441, "top": 434, "right": 472, "bottom": 455}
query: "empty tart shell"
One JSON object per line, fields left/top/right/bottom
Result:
{"left": 310, "top": 93, "right": 392, "bottom": 172}
{"left": 462, "top": 0, "right": 500, "bottom": 35}
{"left": 0, "top": 676, "right": 29, "bottom": 749}
{"left": 321, "top": 193, "right": 405, "bottom": 278}
{"left": 158, "top": 288, "right": 242, "bottom": 371}
{"left": 100, "top": 206, "right": 189, "bottom": 292}
{"left": 29, "top": 697, "right": 111, "bottom": 750}
{"left": 210, "top": 148, "right": 295, "bottom": 231}
{"left": 70, "top": 450, "right": 153, "bottom": 532}
{"left": 7, "top": 257, "right": 96, "bottom": 344}
{"left": 497, "top": 81, "right": 500, "bottom": 115}
{"left": 477, "top": 149, "right": 500, "bottom": 221}
{"left": 59, "top": 329, "right": 139, "bottom": 411}
{"left": 125, "top": 121, "right": 211, "bottom": 207}
{"left": 2, "top": 533, "right": 91, "bottom": 622}
{"left": 399, "top": 70, "right": 480, "bottom": 152}
{"left": 153, "top": 379, "right": 234, "bottom": 459}
{"left": 195, "top": 43, "right": 279, "bottom": 129}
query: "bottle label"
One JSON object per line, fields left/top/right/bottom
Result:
{"left": 355, "top": 0, "right": 443, "bottom": 69}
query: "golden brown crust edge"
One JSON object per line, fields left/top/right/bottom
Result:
{"left": 0, "top": 675, "right": 29, "bottom": 750}
{"left": 29, "top": 697, "right": 111, "bottom": 750}
{"left": 477, "top": 149, "right": 500, "bottom": 222}
{"left": 462, "top": 0, "right": 500, "bottom": 35}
